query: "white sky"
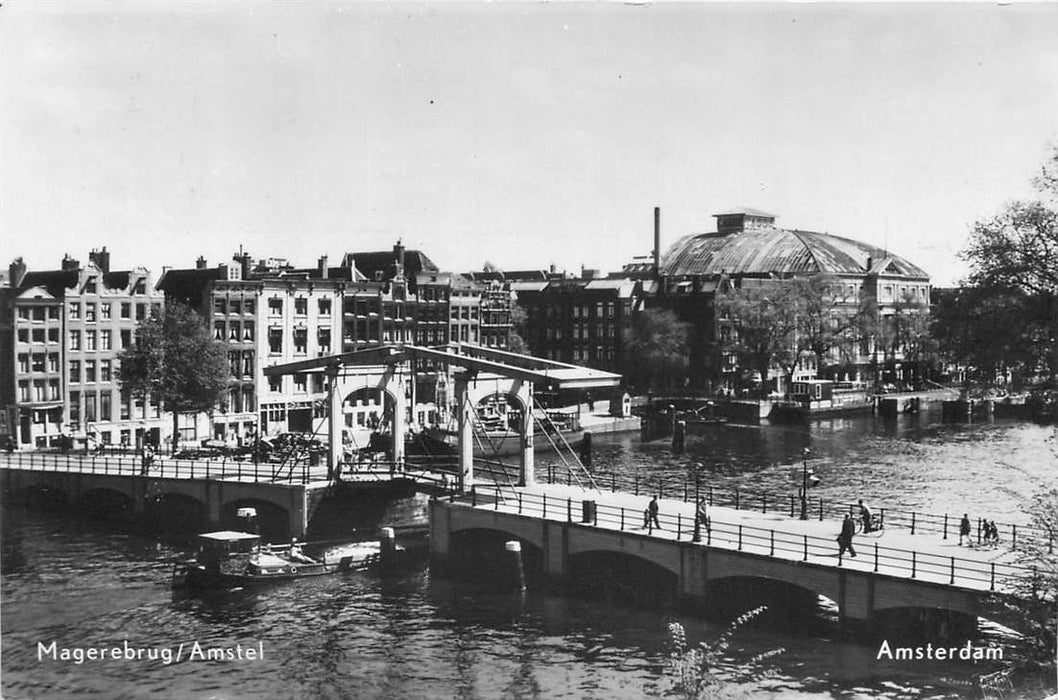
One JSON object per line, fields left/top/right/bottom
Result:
{"left": 2, "top": 2, "right": 1056, "bottom": 286}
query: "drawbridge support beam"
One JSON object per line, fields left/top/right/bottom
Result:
{"left": 455, "top": 373, "right": 535, "bottom": 491}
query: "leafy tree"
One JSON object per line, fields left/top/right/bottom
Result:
{"left": 717, "top": 281, "right": 800, "bottom": 398}
{"left": 507, "top": 303, "right": 530, "bottom": 355}
{"left": 791, "top": 274, "right": 868, "bottom": 377}
{"left": 119, "top": 302, "right": 231, "bottom": 452}
{"left": 955, "top": 146, "right": 1058, "bottom": 387}
{"left": 624, "top": 308, "right": 690, "bottom": 391}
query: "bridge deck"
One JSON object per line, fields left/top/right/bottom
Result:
{"left": 460, "top": 482, "right": 1033, "bottom": 596}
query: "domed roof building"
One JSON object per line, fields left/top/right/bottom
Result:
{"left": 648, "top": 208, "right": 932, "bottom": 395}
{"left": 660, "top": 209, "right": 928, "bottom": 281}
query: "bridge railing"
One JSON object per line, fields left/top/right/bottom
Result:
{"left": 451, "top": 487, "right": 1043, "bottom": 595}
{"left": 538, "top": 462, "right": 1053, "bottom": 552}
{"left": 0, "top": 451, "right": 321, "bottom": 484}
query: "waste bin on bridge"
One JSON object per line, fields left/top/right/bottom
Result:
{"left": 581, "top": 500, "right": 596, "bottom": 524}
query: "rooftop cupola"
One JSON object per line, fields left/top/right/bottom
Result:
{"left": 713, "top": 208, "right": 777, "bottom": 236}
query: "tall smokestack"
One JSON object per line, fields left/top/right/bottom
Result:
{"left": 653, "top": 207, "right": 661, "bottom": 280}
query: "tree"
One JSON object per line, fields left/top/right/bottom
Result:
{"left": 507, "top": 303, "right": 530, "bottom": 355}
{"left": 791, "top": 274, "right": 868, "bottom": 377}
{"left": 956, "top": 145, "right": 1058, "bottom": 387}
{"left": 119, "top": 302, "right": 231, "bottom": 452}
{"left": 717, "top": 281, "right": 800, "bottom": 398}
{"left": 625, "top": 308, "right": 690, "bottom": 392}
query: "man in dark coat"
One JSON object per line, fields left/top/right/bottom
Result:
{"left": 838, "top": 514, "right": 857, "bottom": 558}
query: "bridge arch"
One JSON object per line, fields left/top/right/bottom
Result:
{"left": 446, "top": 527, "right": 545, "bottom": 589}
{"left": 143, "top": 492, "right": 207, "bottom": 535}
{"left": 220, "top": 498, "right": 290, "bottom": 543}
{"left": 702, "top": 574, "right": 837, "bottom": 627}
{"left": 79, "top": 487, "right": 136, "bottom": 522}
{"left": 567, "top": 549, "right": 679, "bottom": 608}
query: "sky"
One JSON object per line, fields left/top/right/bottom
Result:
{"left": 2, "top": 2, "right": 1057, "bottom": 287}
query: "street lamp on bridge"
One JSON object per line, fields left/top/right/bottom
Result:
{"left": 800, "top": 447, "right": 811, "bottom": 520}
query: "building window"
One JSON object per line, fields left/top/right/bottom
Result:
{"left": 136, "top": 304, "right": 147, "bottom": 321}
{"left": 293, "top": 328, "right": 307, "bottom": 354}
{"left": 69, "top": 303, "right": 81, "bottom": 320}
{"left": 120, "top": 303, "right": 131, "bottom": 319}
{"left": 294, "top": 375, "right": 307, "bottom": 393}
{"left": 132, "top": 279, "right": 146, "bottom": 295}
{"left": 268, "top": 375, "right": 281, "bottom": 393}
{"left": 318, "top": 328, "right": 331, "bottom": 354}
{"left": 318, "top": 299, "right": 331, "bottom": 316}
{"left": 101, "top": 359, "right": 112, "bottom": 382}
{"left": 269, "top": 298, "right": 283, "bottom": 316}
{"left": 229, "top": 299, "right": 242, "bottom": 315}
{"left": 85, "top": 393, "right": 97, "bottom": 422}
{"left": 17, "top": 380, "right": 30, "bottom": 402}
{"left": 214, "top": 298, "right": 227, "bottom": 315}
{"left": 229, "top": 323, "right": 240, "bottom": 341}
{"left": 48, "top": 328, "right": 59, "bottom": 343}
{"left": 100, "top": 330, "right": 112, "bottom": 350}
{"left": 243, "top": 351, "right": 254, "bottom": 377}
{"left": 17, "top": 329, "right": 28, "bottom": 343}
{"left": 101, "top": 303, "right": 112, "bottom": 319}
{"left": 120, "top": 329, "right": 131, "bottom": 348}
{"left": 214, "top": 322, "right": 225, "bottom": 340}
{"left": 86, "top": 331, "right": 97, "bottom": 351}
{"left": 120, "top": 393, "right": 130, "bottom": 420}
{"left": 48, "top": 353, "right": 59, "bottom": 373}
{"left": 100, "top": 392, "right": 112, "bottom": 420}
{"left": 17, "top": 354, "right": 29, "bottom": 374}
{"left": 268, "top": 328, "right": 282, "bottom": 354}
{"left": 84, "top": 277, "right": 97, "bottom": 294}
{"left": 85, "top": 360, "right": 97, "bottom": 382}
{"left": 70, "top": 360, "right": 81, "bottom": 383}
{"left": 31, "top": 328, "right": 45, "bottom": 343}
{"left": 295, "top": 298, "right": 308, "bottom": 316}
{"left": 85, "top": 303, "right": 97, "bottom": 322}
{"left": 69, "top": 331, "right": 81, "bottom": 350}
{"left": 229, "top": 351, "right": 240, "bottom": 376}
{"left": 70, "top": 391, "right": 81, "bottom": 423}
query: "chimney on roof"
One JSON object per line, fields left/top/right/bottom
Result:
{"left": 318, "top": 255, "right": 329, "bottom": 279}
{"left": 234, "top": 250, "right": 253, "bottom": 279}
{"left": 61, "top": 254, "right": 80, "bottom": 272}
{"left": 653, "top": 207, "right": 661, "bottom": 280}
{"left": 196, "top": 256, "right": 208, "bottom": 270}
{"left": 9, "top": 257, "right": 27, "bottom": 287}
{"left": 88, "top": 246, "right": 111, "bottom": 273}
{"left": 393, "top": 240, "right": 405, "bottom": 278}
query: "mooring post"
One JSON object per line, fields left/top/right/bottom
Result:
{"left": 874, "top": 543, "right": 879, "bottom": 572}
{"left": 620, "top": 508, "right": 625, "bottom": 531}
{"left": 990, "top": 562, "right": 995, "bottom": 591}
{"left": 911, "top": 551, "right": 917, "bottom": 578}
{"left": 542, "top": 493, "right": 547, "bottom": 518}
{"left": 567, "top": 498, "right": 572, "bottom": 523}
{"left": 803, "top": 535, "right": 808, "bottom": 561}
{"left": 769, "top": 529, "right": 774, "bottom": 555}
{"left": 950, "top": 557, "right": 955, "bottom": 584}
{"left": 943, "top": 513, "right": 948, "bottom": 540}
{"left": 380, "top": 527, "right": 396, "bottom": 568}
{"left": 911, "top": 512, "right": 916, "bottom": 535}
{"left": 738, "top": 525, "right": 743, "bottom": 550}
{"left": 506, "top": 541, "right": 526, "bottom": 594}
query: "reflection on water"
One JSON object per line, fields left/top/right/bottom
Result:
{"left": 2, "top": 414, "right": 1055, "bottom": 700}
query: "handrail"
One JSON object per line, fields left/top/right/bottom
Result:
{"left": 446, "top": 489, "right": 1043, "bottom": 594}
{"left": 542, "top": 464, "right": 1052, "bottom": 549}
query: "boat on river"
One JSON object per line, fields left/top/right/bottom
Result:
{"left": 171, "top": 531, "right": 383, "bottom": 590}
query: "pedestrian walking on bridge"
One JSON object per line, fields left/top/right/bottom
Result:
{"left": 838, "top": 514, "right": 857, "bottom": 558}
{"left": 959, "top": 513, "right": 972, "bottom": 546}
{"left": 692, "top": 499, "right": 710, "bottom": 542}
{"left": 647, "top": 495, "right": 661, "bottom": 531}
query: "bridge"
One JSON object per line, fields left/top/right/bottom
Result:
{"left": 429, "top": 476, "right": 1049, "bottom": 637}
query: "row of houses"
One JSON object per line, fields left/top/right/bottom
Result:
{"left": 0, "top": 243, "right": 515, "bottom": 450}
{"left": 1, "top": 207, "right": 933, "bottom": 450}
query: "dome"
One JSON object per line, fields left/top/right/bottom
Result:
{"left": 659, "top": 226, "right": 929, "bottom": 279}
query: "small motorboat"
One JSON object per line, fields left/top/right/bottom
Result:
{"left": 171, "top": 531, "right": 383, "bottom": 590}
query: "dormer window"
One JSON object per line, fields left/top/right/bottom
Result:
{"left": 84, "top": 278, "right": 98, "bottom": 294}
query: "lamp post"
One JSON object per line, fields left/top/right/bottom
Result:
{"left": 800, "top": 447, "right": 811, "bottom": 520}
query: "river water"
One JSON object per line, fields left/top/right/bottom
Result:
{"left": 2, "top": 411, "right": 1055, "bottom": 700}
